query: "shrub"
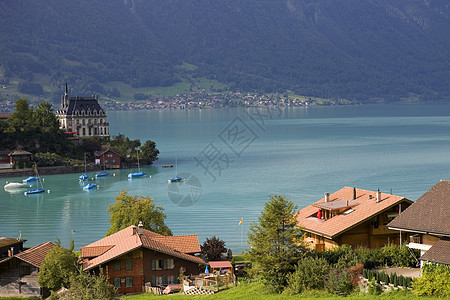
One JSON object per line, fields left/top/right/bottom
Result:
{"left": 35, "top": 152, "right": 64, "bottom": 166}
{"left": 412, "top": 263, "right": 450, "bottom": 297}
{"left": 367, "top": 278, "right": 382, "bottom": 295}
{"left": 285, "top": 256, "right": 331, "bottom": 294}
{"left": 325, "top": 268, "right": 355, "bottom": 296}
{"left": 380, "top": 243, "right": 417, "bottom": 267}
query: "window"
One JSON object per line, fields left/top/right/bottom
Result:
{"left": 114, "top": 261, "right": 121, "bottom": 271}
{"left": 166, "top": 259, "right": 175, "bottom": 270}
{"left": 167, "top": 274, "right": 176, "bottom": 284}
{"left": 113, "top": 278, "right": 121, "bottom": 288}
{"left": 152, "top": 259, "right": 163, "bottom": 270}
{"left": 125, "top": 277, "right": 133, "bottom": 288}
{"left": 126, "top": 260, "right": 132, "bottom": 271}
{"left": 152, "top": 276, "right": 163, "bottom": 286}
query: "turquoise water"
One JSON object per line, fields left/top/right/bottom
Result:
{"left": 2, "top": 103, "right": 450, "bottom": 253}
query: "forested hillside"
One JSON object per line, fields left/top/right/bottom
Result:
{"left": 1, "top": 0, "right": 449, "bottom": 102}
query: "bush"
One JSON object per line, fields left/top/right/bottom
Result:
{"left": 35, "top": 152, "right": 64, "bottom": 166}
{"left": 367, "top": 278, "right": 382, "bottom": 295}
{"left": 380, "top": 243, "right": 417, "bottom": 267}
{"left": 285, "top": 256, "right": 331, "bottom": 294}
{"left": 325, "top": 268, "right": 355, "bottom": 296}
{"left": 412, "top": 263, "right": 450, "bottom": 298}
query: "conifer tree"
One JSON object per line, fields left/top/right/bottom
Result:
{"left": 246, "top": 195, "right": 305, "bottom": 293}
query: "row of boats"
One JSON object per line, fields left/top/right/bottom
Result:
{"left": 4, "top": 156, "right": 184, "bottom": 195}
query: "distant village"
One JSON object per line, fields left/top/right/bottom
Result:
{"left": 0, "top": 90, "right": 356, "bottom": 113}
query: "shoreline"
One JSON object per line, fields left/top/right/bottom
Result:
{"left": 0, "top": 165, "right": 102, "bottom": 179}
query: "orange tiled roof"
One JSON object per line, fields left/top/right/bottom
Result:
{"left": 81, "top": 226, "right": 205, "bottom": 271}
{"left": 14, "top": 241, "right": 56, "bottom": 268}
{"left": 296, "top": 187, "right": 412, "bottom": 238}
{"left": 153, "top": 235, "right": 201, "bottom": 253}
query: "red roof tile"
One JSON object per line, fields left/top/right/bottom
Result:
{"left": 296, "top": 187, "right": 411, "bottom": 238}
{"left": 14, "top": 241, "right": 56, "bottom": 267}
{"left": 153, "top": 235, "right": 201, "bottom": 253}
{"left": 209, "top": 261, "right": 232, "bottom": 269}
{"left": 81, "top": 226, "right": 204, "bottom": 271}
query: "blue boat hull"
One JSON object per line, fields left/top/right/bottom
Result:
{"left": 23, "top": 177, "right": 39, "bottom": 183}
{"left": 168, "top": 176, "right": 182, "bottom": 183}
{"left": 24, "top": 188, "right": 46, "bottom": 195}
{"left": 83, "top": 183, "right": 97, "bottom": 191}
{"left": 128, "top": 172, "right": 146, "bottom": 178}
{"left": 79, "top": 174, "right": 88, "bottom": 181}
{"left": 95, "top": 172, "right": 110, "bottom": 178}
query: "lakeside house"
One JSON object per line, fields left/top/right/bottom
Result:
{"left": 94, "top": 148, "right": 121, "bottom": 169}
{"left": 388, "top": 180, "right": 450, "bottom": 266}
{"left": 55, "top": 83, "right": 109, "bottom": 138}
{"left": 296, "top": 187, "right": 413, "bottom": 251}
{"left": 0, "top": 241, "right": 55, "bottom": 298}
{"left": 0, "top": 150, "right": 32, "bottom": 169}
{"left": 79, "top": 222, "right": 205, "bottom": 294}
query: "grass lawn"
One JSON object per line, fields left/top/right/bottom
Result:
{"left": 120, "top": 281, "right": 433, "bottom": 300}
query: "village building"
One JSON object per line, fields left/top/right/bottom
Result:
{"left": 0, "top": 150, "right": 32, "bottom": 169}
{"left": 295, "top": 187, "right": 413, "bottom": 251}
{"left": 388, "top": 180, "right": 450, "bottom": 266}
{"left": 55, "top": 84, "right": 109, "bottom": 138}
{"left": 0, "top": 238, "right": 26, "bottom": 260}
{"left": 94, "top": 148, "right": 121, "bottom": 169}
{"left": 79, "top": 222, "right": 205, "bottom": 294}
{"left": 0, "top": 241, "right": 55, "bottom": 298}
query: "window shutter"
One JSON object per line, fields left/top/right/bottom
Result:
{"left": 151, "top": 276, "right": 156, "bottom": 286}
{"left": 162, "top": 275, "right": 168, "bottom": 285}
{"left": 152, "top": 260, "right": 155, "bottom": 271}
{"left": 163, "top": 259, "right": 167, "bottom": 270}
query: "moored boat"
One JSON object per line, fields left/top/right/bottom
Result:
{"left": 79, "top": 173, "right": 88, "bottom": 181}
{"left": 95, "top": 171, "right": 110, "bottom": 178}
{"left": 23, "top": 176, "right": 39, "bottom": 183}
{"left": 24, "top": 188, "right": 46, "bottom": 195}
{"left": 83, "top": 183, "right": 97, "bottom": 191}
{"left": 4, "top": 182, "right": 28, "bottom": 189}
{"left": 128, "top": 172, "right": 146, "bottom": 178}
{"left": 168, "top": 176, "right": 182, "bottom": 183}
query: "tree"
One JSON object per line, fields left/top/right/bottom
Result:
{"left": 38, "top": 243, "right": 78, "bottom": 291}
{"left": 246, "top": 195, "right": 305, "bottom": 293}
{"left": 140, "top": 140, "right": 159, "bottom": 164}
{"left": 106, "top": 189, "right": 172, "bottom": 236}
{"left": 201, "top": 236, "right": 227, "bottom": 261}
{"left": 55, "top": 271, "right": 117, "bottom": 300}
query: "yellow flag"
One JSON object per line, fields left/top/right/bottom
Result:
{"left": 238, "top": 217, "right": 243, "bottom": 225}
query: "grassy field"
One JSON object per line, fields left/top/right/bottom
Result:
{"left": 121, "top": 281, "right": 432, "bottom": 300}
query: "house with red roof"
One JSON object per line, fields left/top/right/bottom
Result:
{"left": 0, "top": 241, "right": 56, "bottom": 298}
{"left": 296, "top": 187, "right": 413, "bottom": 251}
{"left": 388, "top": 180, "right": 450, "bottom": 266}
{"left": 80, "top": 222, "right": 205, "bottom": 294}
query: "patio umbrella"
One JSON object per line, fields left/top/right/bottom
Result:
{"left": 205, "top": 265, "right": 209, "bottom": 273}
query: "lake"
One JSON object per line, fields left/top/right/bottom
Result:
{"left": 2, "top": 103, "right": 450, "bottom": 253}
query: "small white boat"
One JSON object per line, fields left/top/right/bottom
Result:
{"left": 4, "top": 182, "right": 28, "bottom": 189}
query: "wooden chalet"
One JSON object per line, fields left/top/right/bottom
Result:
{"left": 296, "top": 187, "right": 413, "bottom": 251}
{"left": 80, "top": 222, "right": 205, "bottom": 294}
{"left": 0, "top": 150, "right": 32, "bottom": 168}
{"left": 94, "top": 148, "right": 121, "bottom": 169}
{"left": 388, "top": 180, "right": 450, "bottom": 266}
{"left": 0, "top": 242, "right": 55, "bottom": 298}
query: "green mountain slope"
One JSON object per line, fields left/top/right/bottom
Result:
{"left": 1, "top": 0, "right": 449, "bottom": 102}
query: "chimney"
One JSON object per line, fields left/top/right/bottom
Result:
{"left": 353, "top": 187, "right": 356, "bottom": 200}
{"left": 138, "top": 221, "right": 144, "bottom": 235}
{"left": 324, "top": 193, "right": 330, "bottom": 202}
{"left": 376, "top": 189, "right": 381, "bottom": 203}
{"left": 132, "top": 225, "right": 137, "bottom": 235}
